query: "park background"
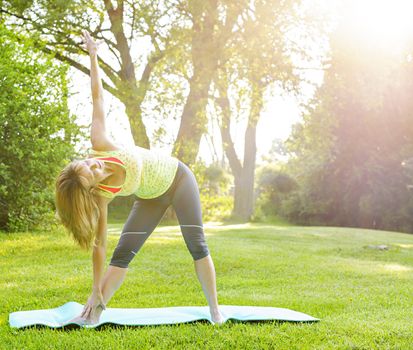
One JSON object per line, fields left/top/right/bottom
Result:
{"left": 1, "top": 0, "right": 413, "bottom": 348}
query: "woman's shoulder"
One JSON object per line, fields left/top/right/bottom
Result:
{"left": 93, "top": 192, "right": 114, "bottom": 204}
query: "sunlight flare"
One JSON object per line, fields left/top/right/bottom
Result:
{"left": 345, "top": 0, "right": 413, "bottom": 50}
{"left": 382, "top": 263, "right": 412, "bottom": 272}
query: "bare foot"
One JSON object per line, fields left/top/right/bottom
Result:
{"left": 210, "top": 309, "right": 225, "bottom": 325}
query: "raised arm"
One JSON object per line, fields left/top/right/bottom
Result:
{"left": 81, "top": 30, "right": 117, "bottom": 151}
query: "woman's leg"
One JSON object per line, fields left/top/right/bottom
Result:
{"left": 194, "top": 255, "right": 223, "bottom": 322}
{"left": 172, "top": 163, "right": 223, "bottom": 323}
{"left": 101, "top": 198, "right": 170, "bottom": 305}
{"left": 100, "top": 265, "right": 128, "bottom": 305}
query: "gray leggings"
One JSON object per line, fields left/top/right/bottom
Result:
{"left": 109, "top": 161, "right": 209, "bottom": 268}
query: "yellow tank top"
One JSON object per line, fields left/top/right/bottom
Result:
{"left": 89, "top": 146, "right": 179, "bottom": 200}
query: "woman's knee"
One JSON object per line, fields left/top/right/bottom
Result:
{"left": 109, "top": 248, "right": 135, "bottom": 268}
{"left": 180, "top": 225, "right": 210, "bottom": 260}
{"left": 109, "top": 231, "right": 148, "bottom": 268}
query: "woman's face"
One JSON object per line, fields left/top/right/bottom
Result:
{"left": 77, "top": 159, "right": 108, "bottom": 188}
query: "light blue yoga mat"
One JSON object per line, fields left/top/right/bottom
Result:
{"left": 9, "top": 302, "right": 319, "bottom": 328}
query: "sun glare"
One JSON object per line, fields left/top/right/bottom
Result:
{"left": 346, "top": 0, "right": 413, "bottom": 51}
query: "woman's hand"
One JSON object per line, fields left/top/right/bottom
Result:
{"left": 81, "top": 30, "right": 101, "bottom": 55}
{"left": 80, "top": 289, "right": 106, "bottom": 324}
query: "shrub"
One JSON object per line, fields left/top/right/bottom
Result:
{"left": 0, "top": 25, "right": 80, "bottom": 231}
{"left": 254, "top": 164, "right": 297, "bottom": 220}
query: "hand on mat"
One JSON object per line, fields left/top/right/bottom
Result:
{"left": 80, "top": 290, "right": 106, "bottom": 324}
{"left": 67, "top": 315, "right": 87, "bottom": 326}
{"left": 81, "top": 30, "right": 101, "bottom": 55}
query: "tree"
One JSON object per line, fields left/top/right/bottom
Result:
{"left": 0, "top": 1, "right": 246, "bottom": 165}
{"left": 214, "top": 0, "right": 315, "bottom": 220}
{"left": 0, "top": 24, "right": 80, "bottom": 231}
{"left": 283, "top": 5, "right": 413, "bottom": 232}
{"left": 172, "top": 0, "right": 245, "bottom": 164}
{"left": 1, "top": 0, "right": 183, "bottom": 148}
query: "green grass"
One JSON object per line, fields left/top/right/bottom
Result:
{"left": 1, "top": 223, "right": 413, "bottom": 349}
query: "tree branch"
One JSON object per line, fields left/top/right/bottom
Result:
{"left": 215, "top": 78, "right": 243, "bottom": 174}
{"left": 1, "top": 7, "right": 124, "bottom": 89}
{"left": 104, "top": 0, "right": 136, "bottom": 82}
{"left": 42, "top": 46, "right": 120, "bottom": 99}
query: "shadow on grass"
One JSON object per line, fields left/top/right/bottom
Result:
{"left": 15, "top": 318, "right": 319, "bottom": 332}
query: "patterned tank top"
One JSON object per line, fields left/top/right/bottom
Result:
{"left": 89, "top": 146, "right": 179, "bottom": 200}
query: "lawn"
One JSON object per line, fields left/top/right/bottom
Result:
{"left": 1, "top": 223, "right": 412, "bottom": 349}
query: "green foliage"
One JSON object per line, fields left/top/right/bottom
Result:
{"left": 200, "top": 193, "right": 233, "bottom": 222}
{"left": 0, "top": 24, "right": 80, "bottom": 231}
{"left": 192, "top": 161, "right": 232, "bottom": 196}
{"left": 107, "top": 195, "right": 137, "bottom": 223}
{"left": 2, "top": 0, "right": 187, "bottom": 150}
{"left": 193, "top": 162, "right": 233, "bottom": 221}
{"left": 254, "top": 164, "right": 298, "bottom": 220}
{"left": 212, "top": 0, "right": 325, "bottom": 221}
{"left": 278, "top": 14, "right": 413, "bottom": 232}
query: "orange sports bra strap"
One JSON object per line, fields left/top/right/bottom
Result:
{"left": 98, "top": 184, "right": 122, "bottom": 194}
{"left": 93, "top": 156, "right": 125, "bottom": 167}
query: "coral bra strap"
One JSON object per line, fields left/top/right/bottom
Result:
{"left": 93, "top": 156, "right": 125, "bottom": 167}
{"left": 98, "top": 184, "right": 122, "bottom": 194}
{"left": 93, "top": 156, "right": 125, "bottom": 194}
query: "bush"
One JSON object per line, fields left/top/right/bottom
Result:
{"left": 254, "top": 164, "right": 297, "bottom": 220}
{"left": 0, "top": 25, "right": 80, "bottom": 231}
{"left": 193, "top": 162, "right": 233, "bottom": 221}
{"left": 200, "top": 193, "right": 233, "bottom": 222}
{"left": 193, "top": 162, "right": 232, "bottom": 196}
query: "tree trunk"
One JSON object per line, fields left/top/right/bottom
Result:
{"left": 233, "top": 175, "right": 254, "bottom": 220}
{"left": 103, "top": 0, "right": 152, "bottom": 149}
{"left": 173, "top": 1, "right": 242, "bottom": 165}
{"left": 123, "top": 95, "right": 150, "bottom": 148}
{"left": 232, "top": 124, "right": 257, "bottom": 220}
{"left": 173, "top": 1, "right": 219, "bottom": 165}
{"left": 217, "top": 76, "right": 263, "bottom": 221}
{"left": 173, "top": 71, "right": 215, "bottom": 163}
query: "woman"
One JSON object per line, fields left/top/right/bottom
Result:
{"left": 55, "top": 31, "right": 223, "bottom": 325}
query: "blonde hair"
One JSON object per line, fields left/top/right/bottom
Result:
{"left": 55, "top": 161, "right": 100, "bottom": 250}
